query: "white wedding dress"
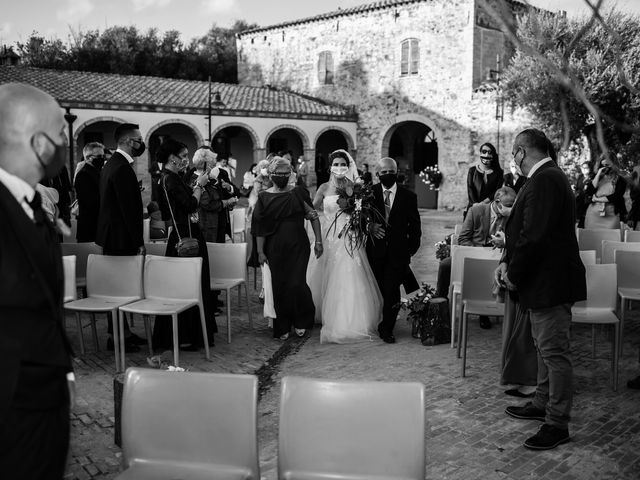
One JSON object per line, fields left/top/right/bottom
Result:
{"left": 307, "top": 195, "right": 382, "bottom": 343}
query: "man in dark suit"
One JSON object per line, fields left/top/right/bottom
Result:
{"left": 96, "top": 123, "right": 146, "bottom": 351}
{"left": 0, "top": 83, "right": 75, "bottom": 479}
{"left": 497, "top": 129, "right": 586, "bottom": 450}
{"left": 74, "top": 141, "right": 104, "bottom": 242}
{"left": 367, "top": 157, "right": 422, "bottom": 343}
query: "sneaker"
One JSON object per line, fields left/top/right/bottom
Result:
{"left": 505, "top": 402, "right": 546, "bottom": 422}
{"left": 294, "top": 328, "right": 306, "bottom": 337}
{"left": 279, "top": 333, "right": 290, "bottom": 341}
{"left": 524, "top": 423, "right": 570, "bottom": 450}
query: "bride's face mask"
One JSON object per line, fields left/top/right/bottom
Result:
{"left": 331, "top": 164, "right": 349, "bottom": 178}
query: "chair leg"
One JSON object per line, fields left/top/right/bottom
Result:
{"left": 143, "top": 314, "right": 153, "bottom": 356}
{"left": 227, "top": 289, "right": 232, "bottom": 344}
{"left": 613, "top": 323, "right": 620, "bottom": 391}
{"left": 619, "top": 298, "right": 626, "bottom": 356}
{"left": 461, "top": 312, "right": 469, "bottom": 378}
{"left": 114, "top": 311, "right": 122, "bottom": 373}
{"left": 172, "top": 314, "right": 180, "bottom": 368}
{"left": 90, "top": 313, "right": 99, "bottom": 351}
{"left": 76, "top": 312, "right": 85, "bottom": 355}
{"left": 456, "top": 305, "right": 464, "bottom": 359}
{"left": 199, "top": 303, "right": 211, "bottom": 361}
{"left": 245, "top": 282, "right": 253, "bottom": 329}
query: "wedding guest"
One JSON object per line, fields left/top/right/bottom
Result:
{"left": 153, "top": 138, "right": 217, "bottom": 350}
{"left": 503, "top": 159, "right": 526, "bottom": 194}
{"left": 146, "top": 201, "right": 166, "bottom": 240}
{"left": 466, "top": 142, "right": 503, "bottom": 216}
{"left": 252, "top": 156, "right": 322, "bottom": 340}
{"left": 361, "top": 163, "right": 373, "bottom": 184}
{"left": 574, "top": 161, "right": 593, "bottom": 228}
{"left": 297, "top": 156, "right": 309, "bottom": 186}
{"left": 584, "top": 153, "right": 627, "bottom": 229}
{"left": 243, "top": 163, "right": 257, "bottom": 193}
{"left": 627, "top": 166, "right": 640, "bottom": 230}
{"left": 74, "top": 142, "right": 104, "bottom": 242}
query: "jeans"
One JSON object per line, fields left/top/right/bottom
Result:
{"left": 529, "top": 303, "right": 573, "bottom": 429}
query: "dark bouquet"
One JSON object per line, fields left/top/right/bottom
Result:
{"left": 399, "top": 283, "right": 451, "bottom": 346}
{"left": 435, "top": 234, "right": 452, "bottom": 260}
{"left": 418, "top": 165, "right": 443, "bottom": 190}
{"left": 328, "top": 180, "right": 386, "bottom": 256}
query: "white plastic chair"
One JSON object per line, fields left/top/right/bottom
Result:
{"left": 63, "top": 255, "right": 77, "bottom": 303}
{"left": 116, "top": 368, "right": 259, "bottom": 480}
{"left": 572, "top": 263, "right": 620, "bottom": 390}
{"left": 458, "top": 257, "right": 504, "bottom": 377}
{"left": 579, "top": 250, "right": 597, "bottom": 266}
{"left": 450, "top": 233, "right": 459, "bottom": 246}
{"left": 118, "top": 255, "right": 211, "bottom": 368}
{"left": 64, "top": 254, "right": 144, "bottom": 372}
{"left": 207, "top": 242, "right": 252, "bottom": 343}
{"left": 144, "top": 242, "right": 167, "bottom": 257}
{"left": 449, "top": 245, "right": 501, "bottom": 348}
{"left": 61, "top": 242, "right": 102, "bottom": 289}
{"left": 231, "top": 207, "right": 247, "bottom": 243}
{"left": 143, "top": 217, "right": 150, "bottom": 243}
{"left": 624, "top": 229, "right": 640, "bottom": 242}
{"left": 454, "top": 223, "right": 463, "bottom": 235}
{"left": 614, "top": 249, "right": 640, "bottom": 355}
{"left": 600, "top": 240, "right": 640, "bottom": 264}
{"left": 278, "top": 376, "right": 425, "bottom": 480}
{"left": 577, "top": 228, "right": 622, "bottom": 262}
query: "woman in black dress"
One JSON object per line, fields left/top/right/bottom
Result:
{"left": 252, "top": 157, "right": 323, "bottom": 340}
{"left": 466, "top": 142, "right": 503, "bottom": 215}
{"left": 153, "top": 139, "right": 217, "bottom": 350}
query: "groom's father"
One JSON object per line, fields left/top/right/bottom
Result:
{"left": 367, "top": 157, "right": 421, "bottom": 343}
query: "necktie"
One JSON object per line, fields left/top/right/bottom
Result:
{"left": 27, "top": 191, "right": 47, "bottom": 224}
{"left": 384, "top": 190, "right": 391, "bottom": 221}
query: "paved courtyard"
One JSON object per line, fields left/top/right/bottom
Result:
{"left": 62, "top": 210, "right": 640, "bottom": 480}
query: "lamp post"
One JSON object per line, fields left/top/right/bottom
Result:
{"left": 206, "top": 77, "right": 226, "bottom": 145}
{"left": 488, "top": 55, "right": 504, "bottom": 156}
{"left": 64, "top": 107, "right": 78, "bottom": 180}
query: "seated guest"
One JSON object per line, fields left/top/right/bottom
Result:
{"left": 574, "top": 161, "right": 593, "bottom": 228}
{"left": 436, "top": 186, "right": 516, "bottom": 329}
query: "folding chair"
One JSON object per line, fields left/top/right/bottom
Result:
{"left": 624, "top": 229, "right": 640, "bottom": 242}
{"left": 118, "top": 255, "right": 210, "bottom": 368}
{"left": 576, "top": 228, "right": 621, "bottom": 262}
{"left": 64, "top": 254, "right": 144, "bottom": 372}
{"left": 278, "top": 376, "right": 425, "bottom": 480}
{"left": 579, "top": 250, "right": 597, "bottom": 266}
{"left": 61, "top": 242, "right": 102, "bottom": 290}
{"left": 116, "top": 368, "right": 259, "bottom": 480}
{"left": 572, "top": 264, "right": 620, "bottom": 391}
{"left": 143, "top": 217, "right": 150, "bottom": 243}
{"left": 207, "top": 242, "right": 252, "bottom": 343}
{"left": 614, "top": 250, "right": 640, "bottom": 355}
{"left": 231, "top": 207, "right": 247, "bottom": 243}
{"left": 600, "top": 240, "right": 640, "bottom": 264}
{"left": 450, "top": 233, "right": 459, "bottom": 246}
{"left": 458, "top": 257, "right": 504, "bottom": 377}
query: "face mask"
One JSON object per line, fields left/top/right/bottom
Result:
{"left": 512, "top": 149, "right": 524, "bottom": 177}
{"left": 93, "top": 157, "right": 105, "bottom": 170}
{"left": 271, "top": 174, "right": 289, "bottom": 188}
{"left": 33, "top": 132, "right": 67, "bottom": 179}
{"left": 379, "top": 173, "right": 397, "bottom": 189}
{"left": 131, "top": 139, "right": 146, "bottom": 157}
{"left": 260, "top": 168, "right": 268, "bottom": 176}
{"left": 509, "top": 162, "right": 518, "bottom": 176}
{"left": 209, "top": 166, "right": 220, "bottom": 180}
{"left": 331, "top": 165, "right": 349, "bottom": 178}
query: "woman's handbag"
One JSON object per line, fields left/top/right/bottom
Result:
{"left": 163, "top": 176, "right": 200, "bottom": 257}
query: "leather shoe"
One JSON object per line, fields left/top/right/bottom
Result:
{"left": 505, "top": 388, "right": 535, "bottom": 398}
{"left": 107, "top": 338, "right": 140, "bottom": 353}
{"left": 381, "top": 334, "right": 396, "bottom": 344}
{"left": 479, "top": 316, "right": 492, "bottom": 329}
{"left": 524, "top": 424, "right": 570, "bottom": 450}
{"left": 505, "top": 402, "right": 545, "bottom": 421}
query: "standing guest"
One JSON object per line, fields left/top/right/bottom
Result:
{"left": 146, "top": 201, "right": 166, "bottom": 240}
{"left": 247, "top": 159, "right": 274, "bottom": 269}
{"left": 366, "top": 157, "right": 422, "bottom": 344}
{"left": 243, "top": 163, "right": 257, "bottom": 194}
{"left": 153, "top": 139, "right": 217, "bottom": 350}
{"left": 497, "top": 128, "right": 586, "bottom": 450}
{"left": 584, "top": 153, "right": 627, "bottom": 229}
{"left": 466, "top": 142, "right": 504, "bottom": 216}
{"left": 216, "top": 156, "right": 230, "bottom": 178}
{"left": 74, "top": 141, "right": 104, "bottom": 242}
{"left": 574, "top": 161, "right": 593, "bottom": 228}
{"left": 227, "top": 152, "right": 237, "bottom": 182}
{"left": 315, "top": 152, "right": 329, "bottom": 186}
{"left": 503, "top": 159, "right": 526, "bottom": 194}
{"left": 361, "top": 163, "right": 373, "bottom": 184}
{"left": 96, "top": 122, "right": 147, "bottom": 352}
{"left": 627, "top": 165, "right": 640, "bottom": 230}
{"left": 297, "top": 155, "right": 309, "bottom": 186}
{"left": 43, "top": 166, "right": 73, "bottom": 229}
{"left": 252, "top": 157, "right": 322, "bottom": 340}
{"left": 0, "top": 83, "right": 75, "bottom": 480}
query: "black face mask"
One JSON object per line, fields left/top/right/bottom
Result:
{"left": 32, "top": 132, "right": 67, "bottom": 179}
{"left": 131, "top": 140, "right": 146, "bottom": 157}
{"left": 91, "top": 156, "right": 105, "bottom": 170}
{"left": 271, "top": 175, "right": 289, "bottom": 188}
{"left": 379, "top": 173, "right": 397, "bottom": 189}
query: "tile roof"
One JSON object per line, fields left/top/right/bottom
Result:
{"left": 0, "top": 66, "right": 355, "bottom": 120}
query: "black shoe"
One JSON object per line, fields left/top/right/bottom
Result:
{"left": 505, "top": 388, "right": 535, "bottom": 398}
{"left": 479, "top": 316, "right": 492, "bottom": 329}
{"left": 628, "top": 375, "right": 640, "bottom": 390}
{"left": 125, "top": 333, "right": 147, "bottom": 345}
{"left": 505, "top": 402, "right": 546, "bottom": 421}
{"left": 381, "top": 334, "right": 396, "bottom": 344}
{"left": 106, "top": 338, "right": 140, "bottom": 353}
{"left": 524, "top": 424, "right": 570, "bottom": 450}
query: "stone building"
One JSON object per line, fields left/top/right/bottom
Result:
{"left": 237, "top": 0, "right": 535, "bottom": 208}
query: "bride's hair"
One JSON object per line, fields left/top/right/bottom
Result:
{"left": 328, "top": 149, "right": 351, "bottom": 166}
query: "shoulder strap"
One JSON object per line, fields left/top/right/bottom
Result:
{"left": 162, "top": 174, "right": 193, "bottom": 240}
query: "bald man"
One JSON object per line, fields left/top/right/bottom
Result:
{"left": 0, "top": 83, "right": 74, "bottom": 478}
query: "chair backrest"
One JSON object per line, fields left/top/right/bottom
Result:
{"left": 231, "top": 208, "right": 246, "bottom": 234}
{"left": 454, "top": 223, "right": 462, "bottom": 235}
{"left": 278, "top": 376, "right": 425, "bottom": 480}
{"left": 450, "top": 233, "right": 459, "bottom": 246}
{"left": 62, "top": 255, "right": 77, "bottom": 302}
{"left": 143, "top": 217, "right": 150, "bottom": 243}
{"left": 625, "top": 229, "right": 640, "bottom": 242}
{"left": 86, "top": 254, "right": 144, "bottom": 298}
{"left": 144, "top": 242, "right": 167, "bottom": 257}
{"left": 61, "top": 242, "right": 102, "bottom": 280}
{"left": 143, "top": 255, "right": 202, "bottom": 301}
{"left": 577, "top": 228, "right": 622, "bottom": 259}
{"left": 460, "top": 257, "right": 500, "bottom": 303}
{"left": 121, "top": 368, "right": 259, "bottom": 477}
{"left": 601, "top": 240, "right": 640, "bottom": 264}
{"left": 579, "top": 250, "right": 597, "bottom": 266}
{"left": 614, "top": 250, "right": 640, "bottom": 290}
{"left": 574, "top": 264, "right": 617, "bottom": 309}
{"left": 206, "top": 242, "right": 248, "bottom": 281}
{"left": 450, "top": 245, "right": 501, "bottom": 285}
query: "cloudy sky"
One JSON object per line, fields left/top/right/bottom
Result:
{"left": 2, "top": 0, "right": 639, "bottom": 46}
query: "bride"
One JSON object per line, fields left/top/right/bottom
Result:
{"left": 307, "top": 149, "right": 383, "bottom": 343}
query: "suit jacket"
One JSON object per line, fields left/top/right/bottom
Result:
{"left": 96, "top": 152, "right": 143, "bottom": 253}
{"left": 0, "top": 182, "right": 73, "bottom": 417}
{"left": 74, "top": 163, "right": 100, "bottom": 242}
{"left": 503, "top": 172, "right": 526, "bottom": 194}
{"left": 504, "top": 162, "right": 586, "bottom": 310}
{"left": 459, "top": 202, "right": 505, "bottom": 247}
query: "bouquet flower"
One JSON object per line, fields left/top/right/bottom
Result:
{"left": 328, "top": 180, "right": 386, "bottom": 256}
{"left": 418, "top": 166, "right": 443, "bottom": 190}
{"left": 435, "top": 234, "right": 452, "bottom": 260}
{"left": 398, "top": 283, "right": 450, "bottom": 345}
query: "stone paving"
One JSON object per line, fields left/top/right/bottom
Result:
{"left": 62, "top": 210, "right": 640, "bottom": 480}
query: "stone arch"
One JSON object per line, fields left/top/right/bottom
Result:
{"left": 379, "top": 113, "right": 439, "bottom": 154}
{"left": 264, "top": 123, "right": 310, "bottom": 151}
{"left": 73, "top": 116, "right": 127, "bottom": 143}
{"left": 313, "top": 125, "right": 355, "bottom": 151}
{"left": 145, "top": 118, "right": 204, "bottom": 147}
{"left": 210, "top": 121, "right": 260, "bottom": 148}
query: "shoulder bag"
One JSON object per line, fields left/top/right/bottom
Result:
{"left": 162, "top": 175, "right": 200, "bottom": 257}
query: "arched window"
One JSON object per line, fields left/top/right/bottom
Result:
{"left": 400, "top": 38, "right": 419, "bottom": 76}
{"left": 317, "top": 51, "right": 334, "bottom": 85}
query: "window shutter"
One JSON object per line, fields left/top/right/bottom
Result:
{"left": 410, "top": 39, "right": 419, "bottom": 74}
{"left": 318, "top": 51, "right": 326, "bottom": 84}
{"left": 400, "top": 40, "right": 409, "bottom": 75}
{"left": 325, "top": 51, "right": 334, "bottom": 84}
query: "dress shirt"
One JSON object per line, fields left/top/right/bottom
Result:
{"left": 115, "top": 148, "right": 135, "bottom": 165}
{"left": 527, "top": 157, "right": 553, "bottom": 178}
{"left": 0, "top": 165, "right": 36, "bottom": 220}
{"left": 383, "top": 182, "right": 398, "bottom": 210}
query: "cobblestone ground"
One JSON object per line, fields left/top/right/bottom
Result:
{"left": 62, "top": 210, "right": 640, "bottom": 480}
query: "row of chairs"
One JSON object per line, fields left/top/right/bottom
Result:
{"left": 116, "top": 369, "right": 426, "bottom": 480}
{"left": 576, "top": 228, "right": 640, "bottom": 263}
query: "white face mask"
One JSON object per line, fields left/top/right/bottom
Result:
{"left": 509, "top": 161, "right": 518, "bottom": 176}
{"left": 331, "top": 165, "right": 349, "bottom": 178}
{"left": 209, "top": 166, "right": 220, "bottom": 180}
{"left": 260, "top": 168, "right": 268, "bottom": 176}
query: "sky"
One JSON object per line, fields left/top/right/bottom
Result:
{"left": 2, "top": 0, "right": 640, "bottom": 46}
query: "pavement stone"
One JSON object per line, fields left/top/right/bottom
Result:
{"left": 60, "top": 210, "right": 640, "bottom": 480}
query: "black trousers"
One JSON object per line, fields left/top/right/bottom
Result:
{"left": 369, "top": 257, "right": 405, "bottom": 336}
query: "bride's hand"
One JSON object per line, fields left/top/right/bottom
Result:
{"left": 314, "top": 242, "right": 324, "bottom": 259}
{"left": 258, "top": 252, "right": 268, "bottom": 265}
{"left": 370, "top": 223, "right": 385, "bottom": 239}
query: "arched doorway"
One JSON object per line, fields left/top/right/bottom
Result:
{"left": 314, "top": 129, "right": 349, "bottom": 186}
{"left": 383, "top": 121, "right": 438, "bottom": 209}
{"left": 74, "top": 118, "right": 125, "bottom": 168}
{"left": 211, "top": 125, "right": 257, "bottom": 183}
{"left": 265, "top": 127, "right": 305, "bottom": 160}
